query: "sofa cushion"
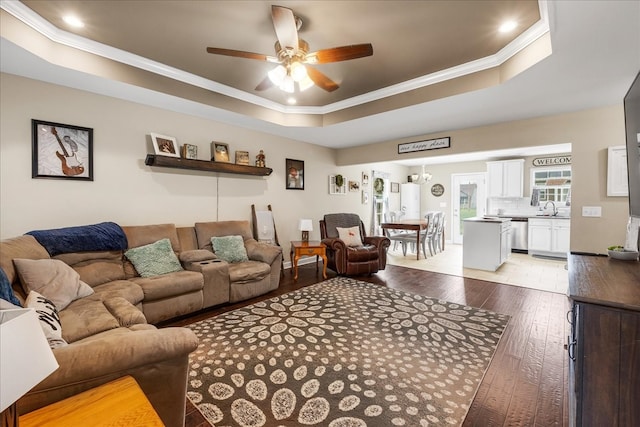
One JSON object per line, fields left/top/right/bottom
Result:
{"left": 14, "top": 258, "right": 94, "bottom": 310}
{"left": 212, "top": 235, "right": 249, "bottom": 263}
{"left": 179, "top": 249, "right": 216, "bottom": 263}
{"left": 0, "top": 235, "right": 50, "bottom": 286}
{"left": 0, "top": 267, "right": 20, "bottom": 306}
{"left": 25, "top": 291, "right": 68, "bottom": 348}
{"left": 54, "top": 251, "right": 125, "bottom": 287}
{"left": 102, "top": 297, "right": 146, "bottom": 327}
{"left": 125, "top": 238, "right": 183, "bottom": 278}
{"left": 59, "top": 294, "right": 120, "bottom": 343}
{"left": 228, "top": 260, "right": 270, "bottom": 283}
{"left": 92, "top": 280, "right": 144, "bottom": 305}
{"left": 337, "top": 226, "right": 364, "bottom": 247}
{"left": 131, "top": 270, "right": 203, "bottom": 301}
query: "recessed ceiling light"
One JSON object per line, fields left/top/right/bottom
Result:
{"left": 287, "top": 97, "right": 297, "bottom": 105}
{"left": 63, "top": 15, "right": 85, "bottom": 28}
{"left": 499, "top": 20, "right": 517, "bottom": 33}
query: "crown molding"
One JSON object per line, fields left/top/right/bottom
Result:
{"left": 1, "top": 0, "right": 550, "bottom": 116}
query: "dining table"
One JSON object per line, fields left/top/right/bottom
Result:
{"left": 381, "top": 219, "right": 431, "bottom": 260}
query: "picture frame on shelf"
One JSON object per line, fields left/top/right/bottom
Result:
{"left": 151, "top": 133, "right": 180, "bottom": 158}
{"left": 390, "top": 182, "right": 400, "bottom": 193}
{"left": 235, "top": 150, "right": 250, "bottom": 165}
{"left": 32, "top": 119, "right": 94, "bottom": 181}
{"left": 211, "top": 142, "right": 230, "bottom": 162}
{"left": 181, "top": 144, "right": 198, "bottom": 160}
{"left": 286, "top": 158, "right": 304, "bottom": 190}
{"left": 349, "top": 180, "right": 360, "bottom": 192}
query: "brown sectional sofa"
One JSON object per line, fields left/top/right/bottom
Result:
{"left": 0, "top": 220, "right": 282, "bottom": 427}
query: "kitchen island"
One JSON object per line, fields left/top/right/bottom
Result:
{"left": 463, "top": 217, "right": 511, "bottom": 271}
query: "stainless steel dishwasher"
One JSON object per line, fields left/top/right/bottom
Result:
{"left": 509, "top": 217, "right": 529, "bottom": 253}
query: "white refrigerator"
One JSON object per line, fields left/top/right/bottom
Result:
{"left": 400, "top": 183, "right": 421, "bottom": 219}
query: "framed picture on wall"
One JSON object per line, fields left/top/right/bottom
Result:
{"left": 151, "top": 133, "right": 180, "bottom": 158}
{"left": 390, "top": 182, "right": 400, "bottom": 193}
{"left": 211, "top": 142, "right": 230, "bottom": 162}
{"left": 32, "top": 119, "right": 94, "bottom": 181}
{"left": 286, "top": 158, "right": 304, "bottom": 190}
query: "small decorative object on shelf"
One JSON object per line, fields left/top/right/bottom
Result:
{"left": 181, "top": 144, "right": 198, "bottom": 160}
{"left": 211, "top": 142, "right": 230, "bottom": 162}
{"left": 255, "top": 150, "right": 266, "bottom": 167}
{"left": 235, "top": 150, "right": 249, "bottom": 165}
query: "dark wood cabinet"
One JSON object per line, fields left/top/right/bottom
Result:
{"left": 567, "top": 254, "right": 640, "bottom": 427}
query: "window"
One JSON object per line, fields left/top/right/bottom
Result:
{"left": 531, "top": 167, "right": 572, "bottom": 205}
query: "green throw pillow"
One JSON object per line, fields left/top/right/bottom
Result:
{"left": 211, "top": 235, "right": 248, "bottom": 263}
{"left": 125, "top": 238, "right": 183, "bottom": 278}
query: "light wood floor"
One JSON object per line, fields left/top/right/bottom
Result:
{"left": 167, "top": 263, "right": 570, "bottom": 427}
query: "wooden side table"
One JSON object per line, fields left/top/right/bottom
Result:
{"left": 19, "top": 376, "right": 163, "bottom": 427}
{"left": 290, "top": 240, "right": 327, "bottom": 281}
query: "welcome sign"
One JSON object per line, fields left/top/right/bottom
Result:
{"left": 532, "top": 155, "right": 571, "bottom": 166}
{"left": 398, "top": 137, "right": 450, "bottom": 154}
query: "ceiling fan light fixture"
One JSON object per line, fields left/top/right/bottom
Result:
{"left": 279, "top": 75, "right": 295, "bottom": 93}
{"left": 298, "top": 75, "right": 314, "bottom": 91}
{"left": 290, "top": 61, "right": 307, "bottom": 82}
{"left": 268, "top": 65, "right": 287, "bottom": 85}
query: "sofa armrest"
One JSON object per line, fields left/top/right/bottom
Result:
{"left": 363, "top": 235, "right": 390, "bottom": 248}
{"left": 321, "top": 237, "right": 347, "bottom": 251}
{"left": 245, "top": 239, "right": 282, "bottom": 265}
{"left": 179, "top": 249, "right": 216, "bottom": 263}
{"left": 21, "top": 327, "right": 198, "bottom": 427}
{"left": 184, "top": 259, "right": 230, "bottom": 308}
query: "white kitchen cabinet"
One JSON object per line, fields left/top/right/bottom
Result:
{"left": 487, "top": 159, "right": 524, "bottom": 198}
{"left": 528, "top": 218, "right": 571, "bottom": 257}
{"left": 400, "top": 183, "right": 421, "bottom": 219}
{"left": 463, "top": 217, "right": 511, "bottom": 271}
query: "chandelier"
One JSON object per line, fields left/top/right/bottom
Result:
{"left": 411, "top": 165, "right": 433, "bottom": 185}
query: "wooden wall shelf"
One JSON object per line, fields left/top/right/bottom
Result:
{"left": 145, "top": 154, "right": 272, "bottom": 176}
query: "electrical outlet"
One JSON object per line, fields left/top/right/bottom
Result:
{"left": 582, "top": 206, "right": 602, "bottom": 217}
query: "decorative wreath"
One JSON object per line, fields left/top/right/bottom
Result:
{"left": 335, "top": 174, "right": 344, "bottom": 188}
{"left": 374, "top": 178, "right": 384, "bottom": 194}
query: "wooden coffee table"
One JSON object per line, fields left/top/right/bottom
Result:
{"left": 19, "top": 376, "right": 163, "bottom": 426}
{"left": 290, "top": 240, "right": 327, "bottom": 281}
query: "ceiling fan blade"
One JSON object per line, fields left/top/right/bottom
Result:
{"left": 306, "top": 66, "right": 339, "bottom": 92}
{"left": 206, "top": 47, "right": 279, "bottom": 62}
{"left": 254, "top": 75, "right": 274, "bottom": 91}
{"left": 271, "top": 5, "right": 299, "bottom": 52}
{"left": 305, "top": 43, "right": 373, "bottom": 64}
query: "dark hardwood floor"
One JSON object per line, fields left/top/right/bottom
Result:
{"left": 164, "top": 263, "right": 570, "bottom": 427}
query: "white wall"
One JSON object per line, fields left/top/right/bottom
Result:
{"left": 0, "top": 74, "right": 408, "bottom": 257}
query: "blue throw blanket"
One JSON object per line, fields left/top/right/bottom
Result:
{"left": 27, "top": 222, "right": 128, "bottom": 256}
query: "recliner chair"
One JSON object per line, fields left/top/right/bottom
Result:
{"left": 319, "top": 213, "right": 390, "bottom": 276}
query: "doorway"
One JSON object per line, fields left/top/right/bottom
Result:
{"left": 451, "top": 173, "right": 486, "bottom": 244}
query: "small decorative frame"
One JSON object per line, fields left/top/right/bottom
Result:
{"left": 181, "top": 144, "right": 198, "bottom": 159}
{"left": 431, "top": 183, "right": 445, "bottom": 197}
{"left": 362, "top": 190, "right": 369, "bottom": 204}
{"left": 235, "top": 150, "right": 250, "bottom": 165}
{"left": 151, "top": 133, "right": 180, "bottom": 158}
{"left": 211, "top": 142, "right": 230, "bottom": 162}
{"left": 390, "top": 182, "right": 400, "bottom": 193}
{"left": 329, "top": 174, "right": 347, "bottom": 195}
{"left": 286, "top": 158, "right": 304, "bottom": 190}
{"left": 349, "top": 180, "right": 360, "bottom": 192}
{"left": 32, "top": 119, "right": 93, "bottom": 181}
{"left": 362, "top": 172, "right": 369, "bottom": 186}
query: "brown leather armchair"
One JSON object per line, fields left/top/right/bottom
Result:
{"left": 319, "top": 213, "right": 390, "bottom": 276}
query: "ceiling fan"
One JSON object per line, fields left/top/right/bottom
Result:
{"left": 206, "top": 5, "right": 373, "bottom": 93}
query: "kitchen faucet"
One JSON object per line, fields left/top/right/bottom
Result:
{"left": 544, "top": 201, "right": 558, "bottom": 216}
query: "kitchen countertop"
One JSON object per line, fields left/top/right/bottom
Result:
{"left": 465, "top": 216, "right": 512, "bottom": 223}
{"left": 486, "top": 214, "right": 571, "bottom": 219}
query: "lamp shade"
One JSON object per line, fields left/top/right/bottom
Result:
{"left": 0, "top": 308, "right": 59, "bottom": 412}
{"left": 298, "top": 219, "right": 313, "bottom": 232}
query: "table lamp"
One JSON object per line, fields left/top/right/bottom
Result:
{"left": 1, "top": 308, "right": 59, "bottom": 427}
{"left": 298, "top": 219, "right": 313, "bottom": 241}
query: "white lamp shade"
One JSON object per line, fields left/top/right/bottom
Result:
{"left": 0, "top": 308, "right": 59, "bottom": 412}
{"left": 298, "top": 219, "right": 313, "bottom": 232}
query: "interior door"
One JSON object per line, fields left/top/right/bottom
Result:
{"left": 451, "top": 173, "right": 486, "bottom": 244}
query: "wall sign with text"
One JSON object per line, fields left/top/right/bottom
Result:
{"left": 532, "top": 156, "right": 571, "bottom": 166}
{"left": 398, "top": 137, "right": 450, "bottom": 154}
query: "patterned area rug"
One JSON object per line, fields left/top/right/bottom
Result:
{"left": 186, "top": 277, "right": 510, "bottom": 426}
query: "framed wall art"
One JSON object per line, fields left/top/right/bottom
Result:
{"left": 286, "top": 158, "right": 304, "bottom": 190}
{"left": 235, "top": 150, "right": 250, "bottom": 165}
{"left": 349, "top": 180, "right": 360, "bottom": 192}
{"left": 151, "top": 133, "right": 180, "bottom": 158}
{"left": 211, "top": 142, "right": 230, "bottom": 162}
{"left": 181, "top": 143, "right": 198, "bottom": 159}
{"left": 32, "top": 119, "right": 93, "bottom": 181}
{"left": 390, "top": 182, "right": 400, "bottom": 193}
